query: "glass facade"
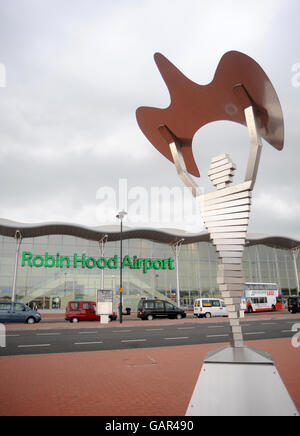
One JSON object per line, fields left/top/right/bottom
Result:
{"left": 0, "top": 234, "right": 298, "bottom": 310}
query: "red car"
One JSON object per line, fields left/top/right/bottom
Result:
{"left": 65, "top": 300, "right": 117, "bottom": 323}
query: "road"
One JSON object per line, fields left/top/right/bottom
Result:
{"left": 1, "top": 316, "right": 300, "bottom": 356}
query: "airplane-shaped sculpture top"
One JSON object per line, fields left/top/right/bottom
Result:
{"left": 136, "top": 51, "right": 284, "bottom": 177}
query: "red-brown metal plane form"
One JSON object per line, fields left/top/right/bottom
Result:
{"left": 136, "top": 51, "right": 284, "bottom": 180}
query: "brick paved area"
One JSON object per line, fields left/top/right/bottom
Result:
{"left": 0, "top": 337, "right": 299, "bottom": 416}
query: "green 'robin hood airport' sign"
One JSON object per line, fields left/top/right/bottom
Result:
{"left": 21, "top": 251, "right": 175, "bottom": 274}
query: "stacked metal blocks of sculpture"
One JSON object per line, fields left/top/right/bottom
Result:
{"left": 203, "top": 153, "right": 251, "bottom": 347}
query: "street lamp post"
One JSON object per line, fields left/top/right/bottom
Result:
{"left": 116, "top": 210, "right": 127, "bottom": 324}
{"left": 12, "top": 230, "right": 22, "bottom": 305}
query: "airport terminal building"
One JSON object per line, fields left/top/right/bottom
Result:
{"left": 0, "top": 219, "right": 299, "bottom": 311}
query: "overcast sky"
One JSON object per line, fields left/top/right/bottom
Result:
{"left": 0, "top": 0, "right": 299, "bottom": 238}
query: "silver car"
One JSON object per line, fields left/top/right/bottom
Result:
{"left": 0, "top": 301, "right": 41, "bottom": 324}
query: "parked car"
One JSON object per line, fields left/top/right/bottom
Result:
{"left": 194, "top": 298, "right": 228, "bottom": 318}
{"left": 65, "top": 300, "right": 117, "bottom": 323}
{"left": 137, "top": 299, "right": 186, "bottom": 320}
{"left": 0, "top": 300, "right": 41, "bottom": 324}
{"left": 288, "top": 296, "right": 300, "bottom": 314}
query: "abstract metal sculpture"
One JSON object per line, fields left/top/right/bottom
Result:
{"left": 137, "top": 51, "right": 284, "bottom": 348}
{"left": 136, "top": 52, "right": 299, "bottom": 415}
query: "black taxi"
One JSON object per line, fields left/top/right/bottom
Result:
{"left": 137, "top": 298, "right": 186, "bottom": 321}
{"left": 288, "top": 296, "right": 300, "bottom": 314}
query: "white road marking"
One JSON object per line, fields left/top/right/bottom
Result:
{"left": 164, "top": 337, "right": 189, "bottom": 340}
{"left": 206, "top": 334, "right": 229, "bottom": 338}
{"left": 74, "top": 341, "right": 103, "bottom": 345}
{"left": 146, "top": 328, "right": 164, "bottom": 331}
{"left": 36, "top": 333, "right": 61, "bottom": 336}
{"left": 78, "top": 331, "right": 98, "bottom": 334}
{"left": 244, "top": 331, "right": 265, "bottom": 335}
{"left": 113, "top": 330, "right": 132, "bottom": 333}
{"left": 18, "top": 344, "right": 51, "bottom": 348}
{"left": 121, "top": 339, "right": 146, "bottom": 343}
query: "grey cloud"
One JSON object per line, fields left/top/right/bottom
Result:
{"left": 0, "top": 0, "right": 299, "bottom": 240}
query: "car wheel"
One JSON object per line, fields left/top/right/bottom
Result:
{"left": 176, "top": 313, "right": 182, "bottom": 319}
{"left": 71, "top": 317, "right": 79, "bottom": 323}
{"left": 147, "top": 314, "right": 153, "bottom": 321}
{"left": 272, "top": 305, "right": 276, "bottom": 312}
{"left": 205, "top": 312, "right": 211, "bottom": 318}
{"left": 26, "top": 317, "right": 36, "bottom": 324}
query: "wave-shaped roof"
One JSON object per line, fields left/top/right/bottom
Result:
{"left": 0, "top": 218, "right": 299, "bottom": 249}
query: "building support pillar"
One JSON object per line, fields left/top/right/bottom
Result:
{"left": 292, "top": 247, "right": 300, "bottom": 295}
{"left": 171, "top": 239, "right": 184, "bottom": 307}
{"left": 98, "top": 235, "right": 108, "bottom": 291}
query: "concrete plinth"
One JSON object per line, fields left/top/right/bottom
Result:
{"left": 186, "top": 346, "right": 299, "bottom": 416}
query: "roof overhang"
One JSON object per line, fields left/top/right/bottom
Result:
{"left": 0, "top": 219, "right": 299, "bottom": 250}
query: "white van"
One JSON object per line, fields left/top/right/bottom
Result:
{"left": 194, "top": 298, "right": 227, "bottom": 318}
